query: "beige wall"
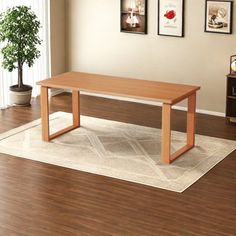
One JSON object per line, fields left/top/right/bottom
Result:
{"left": 66, "top": 0, "right": 236, "bottom": 113}
{"left": 50, "top": 0, "right": 66, "bottom": 76}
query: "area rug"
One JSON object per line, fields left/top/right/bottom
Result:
{"left": 0, "top": 112, "right": 235, "bottom": 192}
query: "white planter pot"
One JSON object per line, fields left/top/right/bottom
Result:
{"left": 9, "top": 86, "right": 32, "bottom": 106}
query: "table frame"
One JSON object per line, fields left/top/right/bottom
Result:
{"left": 41, "top": 88, "right": 80, "bottom": 141}
{"left": 161, "top": 93, "right": 196, "bottom": 164}
{"left": 40, "top": 86, "right": 197, "bottom": 165}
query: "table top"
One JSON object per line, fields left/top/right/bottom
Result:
{"left": 37, "top": 72, "right": 200, "bottom": 104}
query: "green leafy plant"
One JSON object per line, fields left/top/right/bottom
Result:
{"left": 0, "top": 6, "right": 41, "bottom": 91}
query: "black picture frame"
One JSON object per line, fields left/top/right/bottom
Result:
{"left": 204, "top": 0, "right": 233, "bottom": 34}
{"left": 120, "top": 0, "right": 148, "bottom": 34}
{"left": 158, "top": 0, "right": 185, "bottom": 37}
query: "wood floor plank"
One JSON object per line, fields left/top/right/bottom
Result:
{"left": 0, "top": 93, "right": 235, "bottom": 236}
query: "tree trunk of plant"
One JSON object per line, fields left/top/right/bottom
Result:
{"left": 18, "top": 61, "right": 23, "bottom": 88}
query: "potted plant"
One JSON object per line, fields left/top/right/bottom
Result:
{"left": 0, "top": 6, "right": 41, "bottom": 106}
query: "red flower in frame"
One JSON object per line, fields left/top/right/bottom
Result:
{"left": 164, "top": 10, "right": 176, "bottom": 20}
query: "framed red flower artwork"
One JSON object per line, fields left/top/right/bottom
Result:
{"left": 158, "top": 0, "right": 185, "bottom": 37}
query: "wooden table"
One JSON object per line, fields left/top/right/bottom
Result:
{"left": 37, "top": 72, "right": 200, "bottom": 164}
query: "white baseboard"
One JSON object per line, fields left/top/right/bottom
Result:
{"left": 50, "top": 89, "right": 65, "bottom": 97}
{"left": 52, "top": 89, "right": 225, "bottom": 118}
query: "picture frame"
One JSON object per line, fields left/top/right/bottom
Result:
{"left": 230, "top": 55, "right": 236, "bottom": 75}
{"left": 120, "top": 0, "right": 148, "bottom": 34}
{"left": 158, "top": 0, "right": 184, "bottom": 37}
{"left": 205, "top": 0, "right": 233, "bottom": 34}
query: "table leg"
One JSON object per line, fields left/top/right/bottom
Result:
{"left": 40, "top": 89, "right": 81, "bottom": 141}
{"left": 187, "top": 92, "right": 196, "bottom": 147}
{"left": 161, "top": 93, "right": 197, "bottom": 164}
{"left": 161, "top": 104, "right": 172, "bottom": 164}
{"left": 40, "top": 86, "right": 50, "bottom": 142}
{"left": 72, "top": 90, "right": 80, "bottom": 128}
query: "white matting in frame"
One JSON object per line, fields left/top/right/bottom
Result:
{"left": 158, "top": 0, "right": 184, "bottom": 37}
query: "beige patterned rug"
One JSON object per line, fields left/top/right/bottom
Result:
{"left": 0, "top": 112, "right": 235, "bottom": 192}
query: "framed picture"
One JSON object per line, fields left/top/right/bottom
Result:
{"left": 121, "top": 0, "right": 148, "bottom": 34}
{"left": 158, "top": 0, "right": 184, "bottom": 37}
{"left": 205, "top": 0, "right": 233, "bottom": 34}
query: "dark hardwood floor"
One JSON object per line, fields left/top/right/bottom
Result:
{"left": 0, "top": 93, "right": 235, "bottom": 236}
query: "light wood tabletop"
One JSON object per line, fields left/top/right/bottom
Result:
{"left": 37, "top": 71, "right": 200, "bottom": 164}
{"left": 37, "top": 72, "right": 200, "bottom": 105}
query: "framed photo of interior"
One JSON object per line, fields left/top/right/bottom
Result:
{"left": 120, "top": 0, "right": 148, "bottom": 34}
{"left": 205, "top": 0, "right": 233, "bottom": 34}
{"left": 158, "top": 0, "right": 184, "bottom": 37}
